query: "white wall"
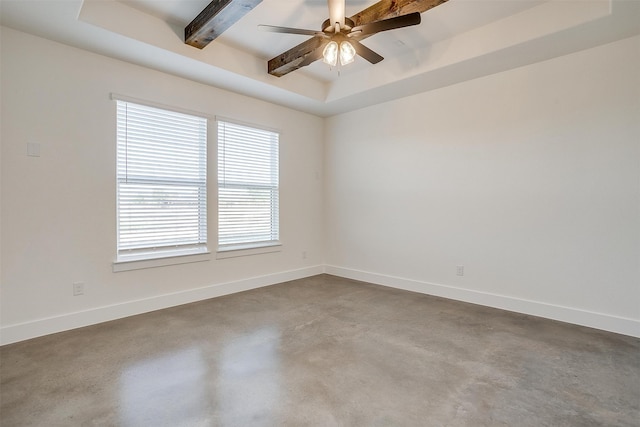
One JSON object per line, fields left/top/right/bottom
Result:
{"left": 0, "top": 27, "right": 325, "bottom": 344}
{"left": 325, "top": 36, "right": 640, "bottom": 337}
{"left": 2, "top": 27, "right": 639, "bottom": 344}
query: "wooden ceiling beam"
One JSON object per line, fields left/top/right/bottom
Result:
{"left": 268, "top": 37, "right": 326, "bottom": 77}
{"left": 185, "top": 0, "right": 262, "bottom": 49}
{"left": 350, "top": 0, "right": 448, "bottom": 26}
{"left": 267, "top": 0, "right": 448, "bottom": 77}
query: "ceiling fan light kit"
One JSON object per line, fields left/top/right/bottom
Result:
{"left": 321, "top": 39, "right": 356, "bottom": 67}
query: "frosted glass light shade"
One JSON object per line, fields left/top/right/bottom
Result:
{"left": 339, "top": 41, "right": 356, "bottom": 66}
{"left": 322, "top": 41, "right": 338, "bottom": 67}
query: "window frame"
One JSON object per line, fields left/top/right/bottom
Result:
{"left": 216, "top": 117, "right": 281, "bottom": 258}
{"left": 112, "top": 94, "right": 211, "bottom": 271}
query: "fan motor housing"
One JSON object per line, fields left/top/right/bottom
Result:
{"left": 322, "top": 17, "right": 355, "bottom": 34}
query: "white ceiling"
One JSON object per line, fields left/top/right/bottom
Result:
{"left": 119, "top": 0, "right": 546, "bottom": 83}
{"left": 1, "top": 0, "right": 639, "bottom": 116}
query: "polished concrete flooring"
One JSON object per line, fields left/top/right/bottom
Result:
{"left": 1, "top": 274, "right": 639, "bottom": 426}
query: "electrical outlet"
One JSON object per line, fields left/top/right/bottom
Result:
{"left": 456, "top": 265, "right": 464, "bottom": 276}
{"left": 73, "top": 282, "right": 84, "bottom": 296}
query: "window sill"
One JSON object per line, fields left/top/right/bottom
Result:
{"left": 216, "top": 243, "right": 282, "bottom": 259}
{"left": 113, "top": 250, "right": 211, "bottom": 272}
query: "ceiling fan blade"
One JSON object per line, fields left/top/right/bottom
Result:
{"left": 327, "top": 0, "right": 346, "bottom": 27}
{"left": 349, "top": 39, "right": 383, "bottom": 64}
{"left": 351, "top": 12, "right": 421, "bottom": 37}
{"left": 258, "top": 25, "right": 323, "bottom": 37}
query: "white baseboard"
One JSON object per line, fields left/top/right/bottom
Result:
{"left": 0, "top": 265, "right": 324, "bottom": 346}
{"left": 325, "top": 265, "right": 640, "bottom": 338}
{"left": 3, "top": 264, "right": 638, "bottom": 345}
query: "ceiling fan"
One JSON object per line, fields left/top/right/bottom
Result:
{"left": 258, "top": 0, "right": 422, "bottom": 70}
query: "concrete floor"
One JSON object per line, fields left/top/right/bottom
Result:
{"left": 1, "top": 274, "right": 639, "bottom": 426}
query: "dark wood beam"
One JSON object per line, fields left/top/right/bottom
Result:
{"left": 268, "top": 37, "right": 326, "bottom": 77}
{"left": 185, "top": 0, "right": 262, "bottom": 49}
{"left": 267, "top": 0, "right": 449, "bottom": 77}
{"left": 350, "top": 0, "right": 448, "bottom": 26}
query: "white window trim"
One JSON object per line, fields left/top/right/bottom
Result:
{"left": 111, "top": 93, "right": 212, "bottom": 120}
{"left": 113, "top": 250, "right": 211, "bottom": 272}
{"left": 216, "top": 116, "right": 281, "bottom": 252}
{"left": 216, "top": 241, "right": 282, "bottom": 259}
{"left": 113, "top": 94, "right": 211, "bottom": 269}
{"left": 215, "top": 116, "right": 281, "bottom": 135}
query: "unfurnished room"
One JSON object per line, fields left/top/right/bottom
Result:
{"left": 1, "top": 0, "right": 639, "bottom": 425}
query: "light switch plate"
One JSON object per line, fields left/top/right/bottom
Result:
{"left": 73, "top": 282, "right": 84, "bottom": 296}
{"left": 27, "top": 142, "right": 41, "bottom": 157}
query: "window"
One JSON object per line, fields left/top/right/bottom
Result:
{"left": 217, "top": 119, "right": 279, "bottom": 252}
{"left": 116, "top": 99, "right": 208, "bottom": 263}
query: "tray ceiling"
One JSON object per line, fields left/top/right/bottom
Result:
{"left": 1, "top": 0, "right": 638, "bottom": 116}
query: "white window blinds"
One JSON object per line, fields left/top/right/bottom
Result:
{"left": 217, "top": 119, "right": 279, "bottom": 250}
{"left": 116, "top": 100, "right": 207, "bottom": 260}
